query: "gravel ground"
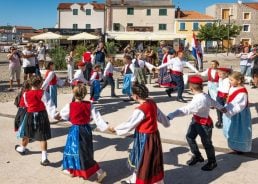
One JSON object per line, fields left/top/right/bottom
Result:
{"left": 0, "top": 52, "right": 240, "bottom": 103}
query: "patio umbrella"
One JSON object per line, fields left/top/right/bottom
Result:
{"left": 67, "top": 32, "right": 99, "bottom": 40}
{"left": 148, "top": 33, "right": 186, "bottom": 41}
{"left": 31, "top": 32, "right": 63, "bottom": 40}
{"left": 115, "top": 33, "right": 149, "bottom": 41}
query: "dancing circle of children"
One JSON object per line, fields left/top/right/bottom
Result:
{"left": 15, "top": 76, "right": 59, "bottom": 166}
{"left": 109, "top": 83, "right": 170, "bottom": 184}
{"left": 59, "top": 83, "right": 114, "bottom": 182}
{"left": 222, "top": 71, "right": 252, "bottom": 153}
{"left": 166, "top": 76, "right": 226, "bottom": 171}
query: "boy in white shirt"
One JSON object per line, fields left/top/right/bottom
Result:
{"left": 167, "top": 76, "right": 225, "bottom": 171}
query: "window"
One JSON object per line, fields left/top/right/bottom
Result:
{"left": 85, "top": 24, "right": 91, "bottom": 29}
{"left": 73, "top": 9, "right": 78, "bottom": 15}
{"left": 127, "top": 8, "right": 134, "bottom": 15}
{"left": 73, "top": 24, "right": 78, "bottom": 29}
{"left": 193, "top": 22, "right": 199, "bottom": 31}
{"left": 179, "top": 22, "right": 186, "bottom": 30}
{"left": 113, "top": 23, "right": 120, "bottom": 31}
{"left": 127, "top": 23, "right": 133, "bottom": 27}
{"left": 206, "top": 23, "right": 212, "bottom": 27}
{"left": 159, "top": 24, "right": 167, "bottom": 31}
{"left": 159, "top": 9, "right": 167, "bottom": 16}
{"left": 222, "top": 9, "right": 230, "bottom": 20}
{"left": 86, "top": 9, "right": 91, "bottom": 15}
{"left": 147, "top": 9, "right": 151, "bottom": 16}
{"left": 243, "top": 12, "right": 250, "bottom": 20}
{"left": 243, "top": 25, "right": 250, "bottom": 32}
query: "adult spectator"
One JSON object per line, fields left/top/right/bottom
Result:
{"left": 7, "top": 46, "right": 21, "bottom": 90}
{"left": 82, "top": 49, "right": 94, "bottom": 81}
{"left": 65, "top": 48, "right": 75, "bottom": 82}
{"left": 37, "top": 41, "right": 47, "bottom": 69}
{"left": 237, "top": 46, "right": 253, "bottom": 84}
{"left": 252, "top": 52, "right": 258, "bottom": 88}
{"left": 22, "top": 43, "right": 36, "bottom": 80}
{"left": 94, "top": 42, "right": 107, "bottom": 71}
{"left": 123, "top": 43, "right": 135, "bottom": 59}
{"left": 157, "top": 41, "right": 166, "bottom": 66}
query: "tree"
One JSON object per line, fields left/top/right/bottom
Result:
{"left": 197, "top": 23, "right": 241, "bottom": 52}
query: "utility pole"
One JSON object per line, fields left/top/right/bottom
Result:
{"left": 227, "top": 15, "right": 233, "bottom": 56}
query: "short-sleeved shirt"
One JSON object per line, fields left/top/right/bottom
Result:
{"left": 22, "top": 50, "right": 36, "bottom": 67}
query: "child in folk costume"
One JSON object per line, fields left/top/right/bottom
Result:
{"left": 215, "top": 68, "right": 231, "bottom": 129}
{"left": 122, "top": 54, "right": 135, "bottom": 102}
{"left": 223, "top": 71, "right": 252, "bottom": 153}
{"left": 132, "top": 52, "right": 155, "bottom": 84}
{"left": 111, "top": 84, "right": 170, "bottom": 184}
{"left": 15, "top": 76, "right": 57, "bottom": 166}
{"left": 90, "top": 64, "right": 102, "bottom": 103}
{"left": 199, "top": 60, "right": 220, "bottom": 101}
{"left": 167, "top": 76, "right": 225, "bottom": 171}
{"left": 71, "top": 61, "right": 88, "bottom": 86}
{"left": 157, "top": 51, "right": 199, "bottom": 103}
{"left": 59, "top": 84, "right": 109, "bottom": 182}
{"left": 14, "top": 80, "right": 31, "bottom": 132}
{"left": 158, "top": 47, "right": 172, "bottom": 87}
{"left": 100, "top": 56, "right": 120, "bottom": 97}
{"left": 41, "top": 62, "right": 65, "bottom": 107}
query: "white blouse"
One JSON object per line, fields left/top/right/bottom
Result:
{"left": 200, "top": 68, "right": 217, "bottom": 80}
{"left": 90, "top": 71, "right": 103, "bottom": 84}
{"left": 158, "top": 57, "right": 199, "bottom": 73}
{"left": 217, "top": 78, "right": 230, "bottom": 93}
{"left": 72, "top": 69, "right": 88, "bottom": 84}
{"left": 41, "top": 71, "right": 65, "bottom": 90}
{"left": 103, "top": 62, "right": 120, "bottom": 76}
{"left": 225, "top": 87, "right": 248, "bottom": 117}
{"left": 60, "top": 103, "right": 108, "bottom": 132}
{"left": 115, "top": 107, "right": 170, "bottom": 136}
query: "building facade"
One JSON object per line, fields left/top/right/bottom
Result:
{"left": 106, "top": 0, "right": 176, "bottom": 38}
{"left": 174, "top": 7, "right": 216, "bottom": 47}
{"left": 206, "top": 1, "right": 258, "bottom": 46}
{"left": 57, "top": 3, "right": 105, "bottom": 33}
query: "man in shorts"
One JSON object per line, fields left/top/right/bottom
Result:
{"left": 22, "top": 43, "right": 36, "bottom": 80}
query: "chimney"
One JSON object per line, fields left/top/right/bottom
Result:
{"left": 176, "top": 6, "right": 181, "bottom": 18}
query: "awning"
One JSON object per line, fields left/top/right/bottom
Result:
{"left": 111, "top": 32, "right": 186, "bottom": 41}
{"left": 67, "top": 32, "right": 99, "bottom": 40}
{"left": 31, "top": 32, "right": 63, "bottom": 40}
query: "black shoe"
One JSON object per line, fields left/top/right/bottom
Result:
{"left": 201, "top": 161, "right": 217, "bottom": 171}
{"left": 215, "top": 121, "right": 223, "bottom": 129}
{"left": 40, "top": 159, "right": 50, "bottom": 166}
{"left": 251, "top": 86, "right": 257, "bottom": 89}
{"left": 187, "top": 155, "right": 204, "bottom": 166}
{"left": 15, "top": 145, "right": 26, "bottom": 156}
{"left": 123, "top": 97, "right": 134, "bottom": 102}
{"left": 177, "top": 97, "right": 187, "bottom": 103}
{"left": 165, "top": 89, "right": 172, "bottom": 97}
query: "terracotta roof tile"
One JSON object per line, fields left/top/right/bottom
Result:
{"left": 58, "top": 3, "right": 105, "bottom": 10}
{"left": 243, "top": 3, "right": 258, "bottom": 10}
{"left": 176, "top": 10, "right": 214, "bottom": 20}
{"left": 14, "top": 26, "right": 34, "bottom": 30}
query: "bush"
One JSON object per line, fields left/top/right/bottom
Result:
{"left": 74, "top": 44, "right": 87, "bottom": 65}
{"left": 49, "top": 46, "right": 67, "bottom": 70}
{"left": 105, "top": 41, "right": 119, "bottom": 55}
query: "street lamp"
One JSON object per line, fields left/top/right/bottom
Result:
{"left": 227, "top": 15, "right": 233, "bottom": 56}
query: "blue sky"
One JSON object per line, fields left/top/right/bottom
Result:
{"left": 0, "top": 0, "right": 257, "bottom": 28}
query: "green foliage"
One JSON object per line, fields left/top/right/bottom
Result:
{"left": 49, "top": 46, "right": 67, "bottom": 70}
{"left": 197, "top": 23, "right": 241, "bottom": 42}
{"left": 105, "top": 41, "right": 119, "bottom": 55}
{"left": 74, "top": 44, "right": 87, "bottom": 64}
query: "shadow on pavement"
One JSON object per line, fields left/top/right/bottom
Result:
{"left": 164, "top": 150, "right": 256, "bottom": 184}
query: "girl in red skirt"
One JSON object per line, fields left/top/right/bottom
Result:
{"left": 60, "top": 84, "right": 110, "bottom": 182}
{"left": 111, "top": 84, "right": 170, "bottom": 184}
